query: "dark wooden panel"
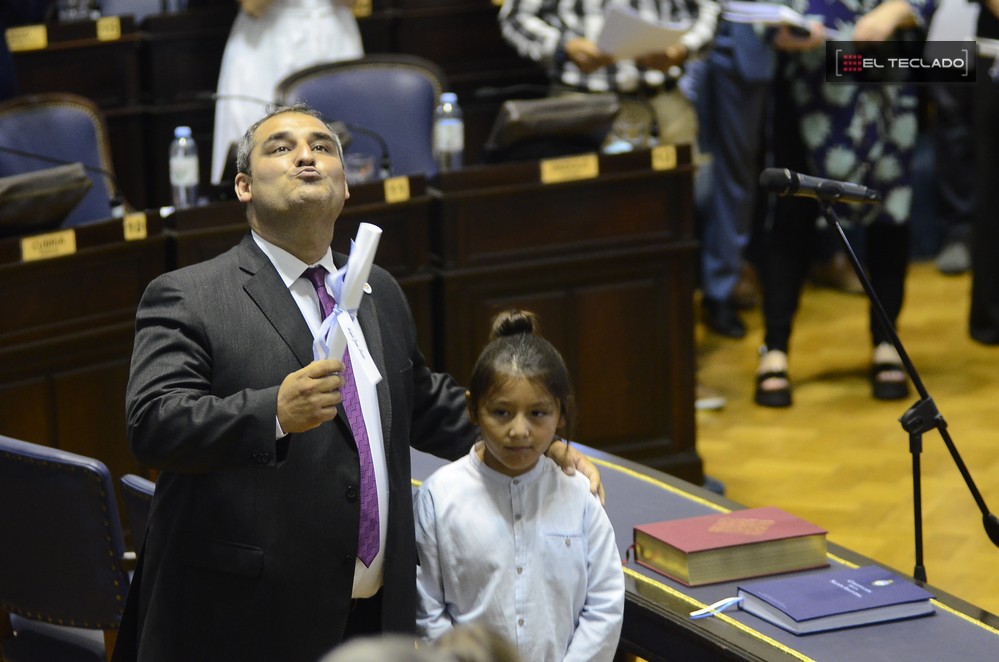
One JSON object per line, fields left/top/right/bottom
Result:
{"left": 139, "top": 5, "right": 237, "bottom": 104}
{"left": 0, "top": 321, "right": 145, "bottom": 476}
{"left": 54, "top": 357, "right": 137, "bottom": 482}
{"left": 0, "top": 219, "right": 166, "bottom": 479}
{"left": 430, "top": 152, "right": 701, "bottom": 481}
{"left": 104, "top": 105, "right": 149, "bottom": 211}
{"left": 395, "top": 4, "right": 532, "bottom": 78}
{"left": 12, "top": 31, "right": 141, "bottom": 109}
{"left": 0, "top": 379, "right": 51, "bottom": 445}
{"left": 0, "top": 226, "right": 167, "bottom": 343}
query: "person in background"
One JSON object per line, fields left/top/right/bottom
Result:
{"left": 754, "top": 0, "right": 936, "bottom": 407}
{"left": 0, "top": 1, "right": 52, "bottom": 102}
{"left": 415, "top": 310, "right": 624, "bottom": 662}
{"left": 684, "top": 14, "right": 774, "bottom": 338}
{"left": 210, "top": 0, "right": 364, "bottom": 183}
{"left": 968, "top": 0, "right": 999, "bottom": 342}
{"left": 114, "top": 105, "right": 601, "bottom": 662}
{"left": 498, "top": 0, "right": 719, "bottom": 155}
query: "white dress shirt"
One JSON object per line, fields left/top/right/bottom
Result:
{"left": 251, "top": 231, "right": 387, "bottom": 598}
{"left": 415, "top": 443, "right": 625, "bottom": 662}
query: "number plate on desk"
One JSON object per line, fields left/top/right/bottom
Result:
{"left": 383, "top": 177, "right": 411, "bottom": 204}
{"left": 539, "top": 154, "right": 599, "bottom": 184}
{"left": 5, "top": 25, "right": 47, "bottom": 52}
{"left": 96, "top": 17, "right": 122, "bottom": 42}
{"left": 20, "top": 229, "right": 76, "bottom": 262}
{"left": 123, "top": 213, "right": 148, "bottom": 241}
{"left": 651, "top": 145, "right": 678, "bottom": 171}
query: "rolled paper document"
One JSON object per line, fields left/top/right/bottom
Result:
{"left": 313, "top": 223, "right": 383, "bottom": 384}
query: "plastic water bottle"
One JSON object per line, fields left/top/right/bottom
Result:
{"left": 433, "top": 92, "right": 464, "bottom": 172}
{"left": 169, "top": 126, "right": 199, "bottom": 209}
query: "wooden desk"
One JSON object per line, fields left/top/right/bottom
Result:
{"left": 429, "top": 148, "right": 701, "bottom": 483}
{"left": 411, "top": 446, "right": 999, "bottom": 661}
{"left": 0, "top": 214, "right": 165, "bottom": 482}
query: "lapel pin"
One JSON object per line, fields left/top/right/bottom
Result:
{"left": 363, "top": 283, "right": 372, "bottom": 294}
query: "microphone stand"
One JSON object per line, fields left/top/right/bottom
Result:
{"left": 817, "top": 199, "right": 999, "bottom": 582}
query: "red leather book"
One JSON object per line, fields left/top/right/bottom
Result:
{"left": 634, "top": 506, "right": 828, "bottom": 586}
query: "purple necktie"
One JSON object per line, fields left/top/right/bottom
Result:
{"left": 304, "top": 266, "right": 380, "bottom": 566}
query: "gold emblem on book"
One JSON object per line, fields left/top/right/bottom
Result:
{"left": 708, "top": 517, "right": 774, "bottom": 536}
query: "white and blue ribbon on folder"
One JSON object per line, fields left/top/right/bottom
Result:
{"left": 312, "top": 223, "right": 383, "bottom": 386}
{"left": 689, "top": 596, "right": 743, "bottom": 620}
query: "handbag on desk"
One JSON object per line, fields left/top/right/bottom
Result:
{"left": 0, "top": 163, "right": 92, "bottom": 239}
{"left": 482, "top": 93, "right": 621, "bottom": 163}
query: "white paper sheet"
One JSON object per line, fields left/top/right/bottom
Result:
{"left": 596, "top": 5, "right": 690, "bottom": 59}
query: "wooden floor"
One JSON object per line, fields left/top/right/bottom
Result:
{"left": 695, "top": 260, "right": 999, "bottom": 618}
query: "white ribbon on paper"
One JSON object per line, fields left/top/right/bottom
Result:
{"left": 312, "top": 222, "right": 383, "bottom": 385}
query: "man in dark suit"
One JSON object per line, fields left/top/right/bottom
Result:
{"left": 116, "top": 105, "right": 600, "bottom": 661}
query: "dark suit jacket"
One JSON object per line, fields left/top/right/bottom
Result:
{"left": 115, "top": 234, "right": 474, "bottom": 662}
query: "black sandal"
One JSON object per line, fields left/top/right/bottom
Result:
{"left": 871, "top": 363, "right": 909, "bottom": 401}
{"left": 755, "top": 370, "right": 792, "bottom": 408}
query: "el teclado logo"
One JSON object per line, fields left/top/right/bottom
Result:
{"left": 826, "top": 40, "right": 976, "bottom": 84}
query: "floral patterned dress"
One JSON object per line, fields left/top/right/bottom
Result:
{"left": 781, "top": 0, "right": 937, "bottom": 225}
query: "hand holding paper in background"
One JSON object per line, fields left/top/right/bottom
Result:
{"left": 596, "top": 5, "right": 691, "bottom": 59}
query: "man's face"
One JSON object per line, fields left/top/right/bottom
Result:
{"left": 235, "top": 111, "right": 348, "bottom": 220}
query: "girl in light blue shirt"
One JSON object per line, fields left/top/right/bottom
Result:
{"left": 414, "top": 310, "right": 624, "bottom": 662}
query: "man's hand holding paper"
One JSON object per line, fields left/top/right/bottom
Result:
{"left": 595, "top": 4, "right": 691, "bottom": 60}
{"left": 277, "top": 359, "right": 345, "bottom": 433}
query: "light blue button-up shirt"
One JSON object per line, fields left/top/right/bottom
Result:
{"left": 415, "top": 443, "right": 625, "bottom": 661}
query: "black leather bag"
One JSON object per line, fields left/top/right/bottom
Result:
{"left": 0, "top": 163, "right": 92, "bottom": 238}
{"left": 483, "top": 93, "right": 621, "bottom": 163}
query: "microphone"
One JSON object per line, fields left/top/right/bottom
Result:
{"left": 758, "top": 168, "right": 882, "bottom": 205}
{"left": 0, "top": 143, "right": 126, "bottom": 218}
{"left": 202, "top": 92, "right": 393, "bottom": 178}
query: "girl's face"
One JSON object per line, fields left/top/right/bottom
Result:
{"left": 469, "top": 375, "right": 562, "bottom": 477}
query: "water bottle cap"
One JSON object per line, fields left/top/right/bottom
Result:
{"left": 440, "top": 92, "right": 457, "bottom": 104}
{"left": 174, "top": 126, "right": 193, "bottom": 138}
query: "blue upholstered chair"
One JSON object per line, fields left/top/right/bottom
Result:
{"left": 0, "top": 93, "right": 124, "bottom": 228}
{"left": 0, "top": 435, "right": 131, "bottom": 662}
{"left": 119, "top": 474, "right": 155, "bottom": 554}
{"left": 275, "top": 54, "right": 446, "bottom": 178}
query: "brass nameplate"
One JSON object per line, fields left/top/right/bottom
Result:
{"left": 96, "top": 17, "right": 122, "bottom": 42}
{"left": 540, "top": 153, "right": 599, "bottom": 184}
{"left": 123, "top": 212, "right": 148, "bottom": 241}
{"left": 5, "top": 25, "right": 47, "bottom": 52}
{"left": 383, "top": 176, "right": 411, "bottom": 204}
{"left": 21, "top": 229, "right": 77, "bottom": 262}
{"left": 353, "top": 0, "right": 373, "bottom": 18}
{"left": 651, "top": 145, "right": 678, "bottom": 171}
